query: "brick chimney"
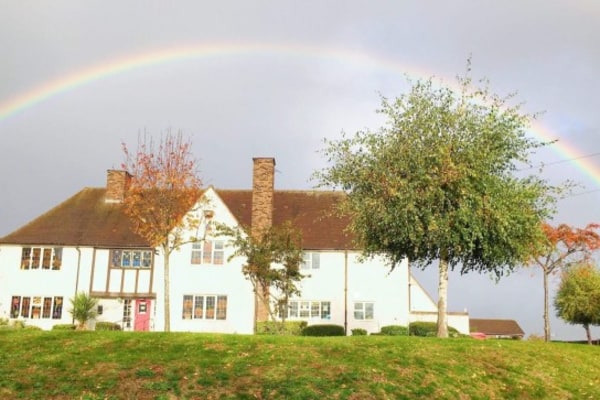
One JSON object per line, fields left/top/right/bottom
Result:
{"left": 105, "top": 170, "right": 132, "bottom": 203}
{"left": 251, "top": 157, "right": 275, "bottom": 323}
{"left": 251, "top": 157, "right": 275, "bottom": 239}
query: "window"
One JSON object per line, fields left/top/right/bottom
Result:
{"left": 354, "top": 302, "right": 374, "bottom": 320}
{"left": 20, "top": 247, "right": 62, "bottom": 270}
{"left": 122, "top": 299, "right": 132, "bottom": 328}
{"left": 190, "top": 240, "right": 224, "bottom": 265}
{"left": 301, "top": 252, "right": 320, "bottom": 270}
{"left": 110, "top": 249, "right": 152, "bottom": 268}
{"left": 10, "top": 295, "right": 63, "bottom": 319}
{"left": 182, "top": 295, "right": 227, "bottom": 320}
{"left": 282, "top": 300, "right": 331, "bottom": 320}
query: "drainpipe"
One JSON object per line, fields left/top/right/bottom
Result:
{"left": 344, "top": 250, "right": 348, "bottom": 335}
{"left": 72, "top": 246, "right": 82, "bottom": 325}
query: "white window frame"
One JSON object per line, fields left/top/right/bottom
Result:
{"left": 191, "top": 240, "right": 225, "bottom": 265}
{"left": 20, "top": 247, "right": 63, "bottom": 270}
{"left": 283, "top": 300, "right": 331, "bottom": 320}
{"left": 182, "top": 294, "right": 227, "bottom": 320}
{"left": 300, "top": 252, "right": 320, "bottom": 270}
{"left": 354, "top": 301, "right": 374, "bottom": 320}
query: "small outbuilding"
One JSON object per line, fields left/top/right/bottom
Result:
{"left": 469, "top": 318, "right": 525, "bottom": 339}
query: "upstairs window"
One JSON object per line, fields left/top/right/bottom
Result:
{"left": 21, "top": 247, "right": 62, "bottom": 270}
{"left": 191, "top": 240, "right": 224, "bottom": 265}
{"left": 301, "top": 252, "right": 320, "bottom": 270}
{"left": 110, "top": 249, "right": 152, "bottom": 268}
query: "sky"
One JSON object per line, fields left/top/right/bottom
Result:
{"left": 1, "top": 1, "right": 599, "bottom": 340}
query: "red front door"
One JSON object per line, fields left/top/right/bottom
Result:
{"left": 134, "top": 299, "right": 151, "bottom": 331}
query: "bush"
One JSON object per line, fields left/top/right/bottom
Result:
{"left": 0, "top": 318, "right": 9, "bottom": 326}
{"left": 409, "top": 321, "right": 460, "bottom": 337}
{"left": 301, "top": 324, "right": 345, "bottom": 337}
{"left": 379, "top": 325, "right": 409, "bottom": 336}
{"left": 95, "top": 322, "right": 122, "bottom": 331}
{"left": 52, "top": 324, "right": 77, "bottom": 330}
{"left": 256, "top": 321, "right": 307, "bottom": 335}
{"left": 351, "top": 328, "right": 367, "bottom": 336}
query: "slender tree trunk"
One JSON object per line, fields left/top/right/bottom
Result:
{"left": 163, "top": 247, "right": 171, "bottom": 332}
{"left": 543, "top": 270, "right": 550, "bottom": 342}
{"left": 584, "top": 324, "right": 592, "bottom": 345}
{"left": 437, "top": 252, "right": 449, "bottom": 338}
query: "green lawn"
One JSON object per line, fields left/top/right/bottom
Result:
{"left": 0, "top": 330, "right": 598, "bottom": 399}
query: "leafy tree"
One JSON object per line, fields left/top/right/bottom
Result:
{"left": 555, "top": 262, "right": 600, "bottom": 345}
{"left": 220, "top": 221, "right": 305, "bottom": 331}
{"left": 315, "top": 69, "right": 556, "bottom": 337}
{"left": 122, "top": 130, "right": 203, "bottom": 332}
{"left": 69, "top": 292, "right": 99, "bottom": 330}
{"left": 530, "top": 223, "right": 600, "bottom": 341}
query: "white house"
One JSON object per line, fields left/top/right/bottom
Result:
{"left": 0, "top": 157, "right": 469, "bottom": 334}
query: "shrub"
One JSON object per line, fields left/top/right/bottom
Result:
{"left": 69, "top": 292, "right": 99, "bottom": 330}
{"left": 409, "top": 321, "right": 460, "bottom": 337}
{"left": 302, "top": 324, "right": 345, "bottom": 337}
{"left": 0, "top": 318, "right": 9, "bottom": 326}
{"left": 95, "top": 322, "right": 122, "bottom": 331}
{"left": 379, "top": 325, "right": 409, "bottom": 336}
{"left": 52, "top": 324, "right": 77, "bottom": 330}
{"left": 256, "top": 321, "right": 307, "bottom": 335}
{"left": 351, "top": 328, "right": 367, "bottom": 336}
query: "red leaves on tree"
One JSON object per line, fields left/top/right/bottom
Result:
{"left": 121, "top": 131, "right": 202, "bottom": 248}
{"left": 535, "top": 223, "right": 600, "bottom": 274}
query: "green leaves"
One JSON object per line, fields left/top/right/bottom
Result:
{"left": 316, "top": 69, "right": 556, "bottom": 276}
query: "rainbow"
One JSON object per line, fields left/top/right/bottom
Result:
{"left": 1, "top": 42, "right": 599, "bottom": 186}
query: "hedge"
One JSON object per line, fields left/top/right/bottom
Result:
{"left": 52, "top": 324, "right": 77, "bottom": 330}
{"left": 351, "top": 328, "right": 367, "bottom": 336}
{"left": 409, "top": 321, "right": 460, "bottom": 337}
{"left": 95, "top": 322, "right": 122, "bottom": 331}
{"left": 256, "top": 321, "right": 307, "bottom": 335}
{"left": 379, "top": 325, "right": 409, "bottom": 336}
{"left": 301, "top": 324, "right": 345, "bottom": 336}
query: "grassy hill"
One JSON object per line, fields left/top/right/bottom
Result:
{"left": 0, "top": 330, "right": 599, "bottom": 399}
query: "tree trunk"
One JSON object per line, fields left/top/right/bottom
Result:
{"left": 543, "top": 270, "right": 550, "bottom": 342}
{"left": 163, "top": 247, "right": 171, "bottom": 332}
{"left": 437, "top": 253, "right": 449, "bottom": 338}
{"left": 584, "top": 324, "right": 592, "bottom": 345}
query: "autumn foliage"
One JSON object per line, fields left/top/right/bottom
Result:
{"left": 121, "top": 130, "right": 203, "bottom": 331}
{"left": 121, "top": 132, "right": 202, "bottom": 249}
{"left": 531, "top": 223, "right": 600, "bottom": 341}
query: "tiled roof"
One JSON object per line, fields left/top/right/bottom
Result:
{"left": 0, "top": 188, "right": 150, "bottom": 248}
{"left": 217, "top": 190, "right": 353, "bottom": 250}
{"left": 469, "top": 318, "right": 525, "bottom": 336}
{"left": 1, "top": 188, "right": 354, "bottom": 250}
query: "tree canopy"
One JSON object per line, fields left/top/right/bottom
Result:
{"left": 315, "top": 70, "right": 556, "bottom": 337}
{"left": 219, "top": 221, "right": 305, "bottom": 330}
{"left": 555, "top": 263, "right": 600, "bottom": 344}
